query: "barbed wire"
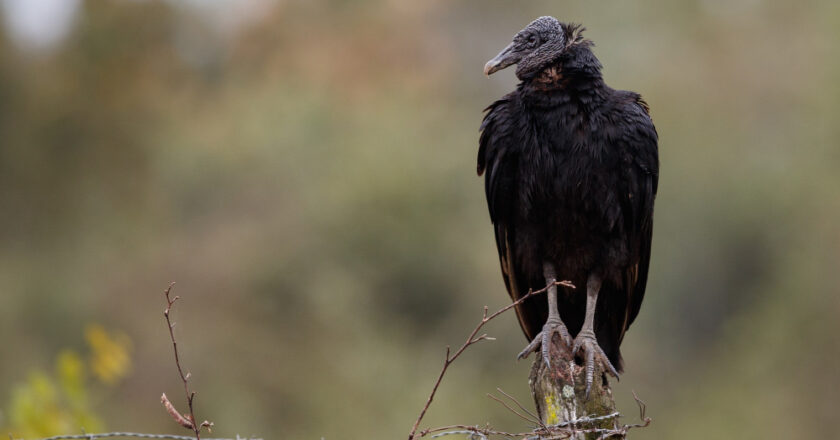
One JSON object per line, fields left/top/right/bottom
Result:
{"left": 23, "top": 433, "right": 262, "bottom": 440}
{"left": 430, "top": 431, "right": 488, "bottom": 440}
{"left": 421, "top": 395, "right": 650, "bottom": 440}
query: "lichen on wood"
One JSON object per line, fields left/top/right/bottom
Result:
{"left": 529, "top": 333, "right": 619, "bottom": 439}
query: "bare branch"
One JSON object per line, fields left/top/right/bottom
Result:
{"left": 408, "top": 277, "right": 652, "bottom": 440}
{"left": 628, "top": 390, "right": 652, "bottom": 429}
{"left": 408, "top": 280, "right": 574, "bottom": 440}
{"left": 493, "top": 388, "right": 543, "bottom": 429}
{"left": 162, "top": 283, "right": 213, "bottom": 439}
{"left": 486, "top": 392, "right": 540, "bottom": 425}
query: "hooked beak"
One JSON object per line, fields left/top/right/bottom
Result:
{"left": 484, "top": 43, "right": 518, "bottom": 76}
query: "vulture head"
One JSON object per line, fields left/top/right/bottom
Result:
{"left": 484, "top": 16, "right": 599, "bottom": 82}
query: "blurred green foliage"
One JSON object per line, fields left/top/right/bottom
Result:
{"left": 0, "top": 1, "right": 838, "bottom": 439}
{"left": 2, "top": 325, "right": 131, "bottom": 438}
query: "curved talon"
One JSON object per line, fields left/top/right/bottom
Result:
{"left": 517, "top": 336, "right": 541, "bottom": 360}
{"left": 540, "top": 330, "right": 551, "bottom": 367}
{"left": 585, "top": 348, "right": 596, "bottom": 397}
{"left": 517, "top": 318, "right": 572, "bottom": 368}
{"left": 573, "top": 330, "right": 620, "bottom": 398}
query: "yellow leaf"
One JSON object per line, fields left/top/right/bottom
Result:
{"left": 56, "top": 349, "right": 87, "bottom": 405}
{"left": 85, "top": 324, "right": 132, "bottom": 385}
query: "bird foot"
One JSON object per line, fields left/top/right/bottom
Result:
{"left": 572, "top": 329, "right": 620, "bottom": 398}
{"left": 517, "top": 317, "right": 573, "bottom": 367}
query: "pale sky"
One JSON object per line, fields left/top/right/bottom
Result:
{"left": 1, "top": 0, "right": 81, "bottom": 51}
{"left": 0, "top": 0, "right": 273, "bottom": 52}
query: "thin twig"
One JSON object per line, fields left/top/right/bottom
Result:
{"left": 486, "top": 393, "right": 540, "bottom": 426}
{"left": 410, "top": 273, "right": 652, "bottom": 439}
{"left": 627, "top": 390, "right": 652, "bottom": 429}
{"left": 408, "top": 280, "right": 574, "bottom": 440}
{"left": 163, "top": 283, "right": 213, "bottom": 439}
{"left": 493, "top": 388, "right": 544, "bottom": 429}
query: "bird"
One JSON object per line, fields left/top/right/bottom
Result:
{"left": 478, "top": 16, "right": 658, "bottom": 395}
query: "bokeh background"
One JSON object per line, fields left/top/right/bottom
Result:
{"left": 1, "top": 0, "right": 839, "bottom": 439}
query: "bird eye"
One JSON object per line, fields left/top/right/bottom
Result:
{"left": 527, "top": 35, "right": 539, "bottom": 47}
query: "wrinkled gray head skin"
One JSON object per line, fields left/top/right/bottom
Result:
{"left": 484, "top": 16, "right": 568, "bottom": 80}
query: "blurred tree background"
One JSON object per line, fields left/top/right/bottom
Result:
{"left": 0, "top": 0, "right": 838, "bottom": 439}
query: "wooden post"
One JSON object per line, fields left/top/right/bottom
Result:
{"left": 529, "top": 334, "right": 619, "bottom": 439}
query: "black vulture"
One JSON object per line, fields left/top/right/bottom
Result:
{"left": 478, "top": 17, "right": 659, "bottom": 394}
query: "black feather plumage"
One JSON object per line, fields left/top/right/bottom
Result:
{"left": 479, "top": 18, "right": 658, "bottom": 372}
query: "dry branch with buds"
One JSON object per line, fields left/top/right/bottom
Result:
{"left": 408, "top": 279, "right": 652, "bottom": 440}
{"left": 408, "top": 280, "right": 574, "bottom": 440}
{"left": 10, "top": 283, "right": 257, "bottom": 440}
{"left": 162, "top": 283, "right": 214, "bottom": 438}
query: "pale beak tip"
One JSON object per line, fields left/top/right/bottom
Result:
{"left": 483, "top": 61, "right": 497, "bottom": 76}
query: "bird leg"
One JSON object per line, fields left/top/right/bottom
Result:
{"left": 517, "top": 262, "right": 572, "bottom": 367}
{"left": 572, "top": 274, "right": 620, "bottom": 397}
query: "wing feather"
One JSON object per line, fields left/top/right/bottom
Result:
{"left": 616, "top": 94, "right": 659, "bottom": 343}
{"left": 479, "top": 95, "right": 539, "bottom": 340}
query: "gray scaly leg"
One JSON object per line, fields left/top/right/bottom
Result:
{"left": 517, "top": 262, "right": 572, "bottom": 367}
{"left": 572, "top": 274, "right": 620, "bottom": 397}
